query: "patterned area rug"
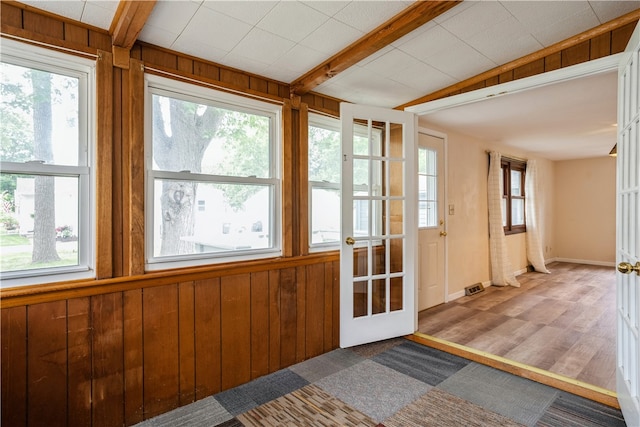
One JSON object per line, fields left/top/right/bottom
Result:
{"left": 134, "top": 338, "right": 627, "bottom": 427}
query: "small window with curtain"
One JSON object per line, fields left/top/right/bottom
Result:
{"left": 502, "top": 158, "right": 526, "bottom": 234}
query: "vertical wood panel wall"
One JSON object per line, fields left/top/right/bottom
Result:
{"left": 1, "top": 262, "right": 339, "bottom": 426}
{"left": 1, "top": 2, "right": 636, "bottom": 427}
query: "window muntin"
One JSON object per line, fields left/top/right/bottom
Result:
{"left": 501, "top": 159, "right": 526, "bottom": 234}
{"left": 418, "top": 146, "right": 437, "bottom": 228}
{"left": 146, "top": 76, "right": 280, "bottom": 269}
{"left": 0, "top": 41, "right": 94, "bottom": 286}
{"left": 308, "top": 115, "right": 381, "bottom": 251}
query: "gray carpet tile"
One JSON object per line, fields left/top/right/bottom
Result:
{"left": 348, "top": 337, "right": 406, "bottom": 358}
{"left": 215, "top": 369, "right": 309, "bottom": 415}
{"left": 438, "top": 363, "right": 558, "bottom": 427}
{"left": 536, "top": 391, "right": 627, "bottom": 427}
{"left": 384, "top": 388, "right": 526, "bottom": 427}
{"left": 214, "top": 419, "right": 244, "bottom": 427}
{"left": 132, "top": 395, "right": 232, "bottom": 427}
{"left": 315, "top": 359, "right": 431, "bottom": 423}
{"left": 289, "top": 348, "right": 365, "bottom": 383}
{"left": 372, "top": 340, "right": 471, "bottom": 385}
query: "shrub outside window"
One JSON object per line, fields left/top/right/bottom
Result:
{"left": 0, "top": 40, "right": 95, "bottom": 287}
{"left": 145, "top": 75, "right": 281, "bottom": 269}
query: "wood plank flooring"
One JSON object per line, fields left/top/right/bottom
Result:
{"left": 417, "top": 262, "right": 616, "bottom": 391}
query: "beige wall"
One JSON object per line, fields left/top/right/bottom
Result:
{"left": 420, "top": 120, "right": 557, "bottom": 298}
{"left": 554, "top": 156, "right": 616, "bottom": 264}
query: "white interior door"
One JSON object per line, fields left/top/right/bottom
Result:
{"left": 340, "top": 103, "right": 417, "bottom": 348}
{"left": 418, "top": 132, "right": 446, "bottom": 311}
{"left": 616, "top": 20, "right": 640, "bottom": 426}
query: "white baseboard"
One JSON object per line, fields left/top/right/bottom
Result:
{"left": 553, "top": 258, "right": 616, "bottom": 267}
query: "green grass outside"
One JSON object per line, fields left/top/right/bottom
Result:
{"left": 0, "top": 233, "right": 30, "bottom": 246}
{"left": 1, "top": 248, "right": 78, "bottom": 272}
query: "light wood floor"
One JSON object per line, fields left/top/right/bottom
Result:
{"left": 417, "top": 262, "right": 616, "bottom": 391}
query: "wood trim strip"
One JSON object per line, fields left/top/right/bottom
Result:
{"left": 407, "top": 333, "right": 620, "bottom": 409}
{"left": 128, "top": 58, "right": 145, "bottom": 275}
{"left": 397, "top": 9, "right": 640, "bottom": 109}
{"left": 0, "top": 252, "right": 340, "bottom": 309}
{"left": 298, "top": 103, "right": 310, "bottom": 256}
{"left": 95, "top": 50, "right": 114, "bottom": 279}
{"left": 282, "top": 100, "right": 294, "bottom": 258}
{"left": 291, "top": 1, "right": 461, "bottom": 95}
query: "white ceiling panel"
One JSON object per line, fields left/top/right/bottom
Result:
{"left": 395, "top": 25, "right": 461, "bottom": 62}
{"left": 256, "top": 1, "right": 328, "bottom": 43}
{"left": 177, "top": 6, "right": 253, "bottom": 53}
{"left": 390, "top": 61, "right": 456, "bottom": 94}
{"left": 230, "top": 27, "right": 295, "bottom": 66}
{"left": 438, "top": 1, "right": 512, "bottom": 41}
{"left": 332, "top": 1, "right": 411, "bottom": 32}
{"left": 19, "top": 0, "right": 85, "bottom": 23}
{"left": 528, "top": 7, "right": 602, "bottom": 46}
{"left": 201, "top": 0, "right": 277, "bottom": 26}
{"left": 142, "top": 1, "right": 200, "bottom": 35}
{"left": 301, "top": 0, "right": 350, "bottom": 17}
{"left": 590, "top": 1, "right": 640, "bottom": 23}
{"left": 425, "top": 40, "right": 496, "bottom": 81}
{"left": 81, "top": 1, "right": 118, "bottom": 29}
{"left": 299, "top": 18, "right": 363, "bottom": 55}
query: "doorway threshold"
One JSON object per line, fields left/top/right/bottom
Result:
{"left": 407, "top": 332, "right": 619, "bottom": 409}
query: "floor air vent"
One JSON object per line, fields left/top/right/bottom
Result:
{"left": 465, "top": 283, "right": 485, "bottom": 296}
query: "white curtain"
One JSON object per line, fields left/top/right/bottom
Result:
{"left": 488, "top": 151, "right": 520, "bottom": 287}
{"left": 525, "top": 160, "right": 550, "bottom": 273}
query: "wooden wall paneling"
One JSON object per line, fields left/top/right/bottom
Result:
{"left": 298, "top": 103, "right": 310, "bottom": 256}
{"left": 484, "top": 75, "right": 500, "bottom": 90}
{"left": 590, "top": 32, "right": 612, "bottom": 59}
{"left": 1, "top": 306, "right": 27, "bottom": 427}
{"left": 323, "top": 261, "right": 335, "bottom": 352}
{"left": 282, "top": 100, "right": 294, "bottom": 257}
{"left": 22, "top": 9, "right": 63, "bottom": 39}
{"left": 267, "top": 81, "right": 280, "bottom": 97}
{"left": 194, "top": 278, "right": 222, "bottom": 398}
{"left": 67, "top": 298, "right": 92, "bottom": 427}
{"left": 561, "top": 40, "right": 590, "bottom": 67}
{"left": 123, "top": 289, "right": 144, "bottom": 425}
{"left": 64, "top": 23, "right": 89, "bottom": 46}
{"left": 27, "top": 301, "right": 68, "bottom": 427}
{"left": 88, "top": 30, "right": 112, "bottom": 52}
{"left": 544, "top": 52, "right": 562, "bottom": 72}
{"left": 250, "top": 271, "right": 270, "bottom": 379}
{"left": 1, "top": 2, "right": 22, "bottom": 27}
{"left": 459, "top": 80, "right": 485, "bottom": 94}
{"left": 295, "top": 265, "right": 307, "bottom": 362}
{"left": 332, "top": 260, "right": 340, "bottom": 348}
{"left": 178, "top": 281, "right": 196, "bottom": 406}
{"left": 113, "top": 66, "right": 125, "bottom": 277}
{"left": 268, "top": 269, "right": 282, "bottom": 373}
{"left": 177, "top": 56, "right": 193, "bottom": 74}
{"left": 142, "top": 284, "right": 180, "bottom": 419}
{"left": 220, "top": 274, "right": 252, "bottom": 390}
{"left": 140, "top": 45, "right": 178, "bottom": 70}
{"left": 96, "top": 50, "right": 114, "bottom": 279}
{"left": 498, "top": 70, "right": 514, "bottom": 84}
{"left": 220, "top": 68, "right": 250, "bottom": 89}
{"left": 513, "top": 58, "right": 545, "bottom": 80}
{"left": 91, "top": 293, "right": 124, "bottom": 427}
{"left": 305, "top": 262, "right": 325, "bottom": 359}
{"left": 193, "top": 61, "right": 220, "bottom": 81}
{"left": 279, "top": 267, "right": 297, "bottom": 367}
{"left": 249, "top": 76, "right": 269, "bottom": 95}
{"left": 611, "top": 21, "right": 638, "bottom": 53}
{"left": 129, "top": 58, "right": 145, "bottom": 275}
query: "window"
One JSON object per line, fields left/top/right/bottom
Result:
{"left": 502, "top": 158, "right": 526, "bottom": 234}
{"left": 418, "top": 146, "right": 437, "bottom": 228}
{"left": 0, "top": 40, "right": 95, "bottom": 287}
{"left": 146, "top": 75, "right": 280, "bottom": 269}
{"left": 308, "top": 114, "right": 381, "bottom": 251}
{"left": 308, "top": 115, "right": 341, "bottom": 249}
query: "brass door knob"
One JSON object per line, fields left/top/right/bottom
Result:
{"left": 440, "top": 231, "right": 447, "bottom": 237}
{"left": 345, "top": 236, "right": 355, "bottom": 245}
{"left": 617, "top": 261, "right": 640, "bottom": 275}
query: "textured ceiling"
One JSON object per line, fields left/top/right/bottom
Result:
{"left": 15, "top": 0, "right": 640, "bottom": 159}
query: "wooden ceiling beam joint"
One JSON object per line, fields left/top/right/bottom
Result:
{"left": 109, "top": 0, "right": 156, "bottom": 68}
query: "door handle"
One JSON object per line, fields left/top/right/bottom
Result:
{"left": 345, "top": 236, "right": 355, "bottom": 245}
{"left": 440, "top": 231, "right": 447, "bottom": 237}
{"left": 617, "top": 261, "right": 640, "bottom": 276}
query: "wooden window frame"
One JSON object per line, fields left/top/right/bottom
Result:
{"left": 502, "top": 158, "right": 526, "bottom": 235}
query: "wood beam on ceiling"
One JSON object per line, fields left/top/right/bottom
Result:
{"left": 396, "top": 7, "right": 640, "bottom": 110}
{"left": 290, "top": 1, "right": 461, "bottom": 97}
{"left": 109, "top": 0, "right": 156, "bottom": 68}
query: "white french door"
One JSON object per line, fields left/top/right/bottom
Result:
{"left": 616, "top": 20, "right": 640, "bottom": 426}
{"left": 339, "top": 103, "right": 417, "bottom": 348}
